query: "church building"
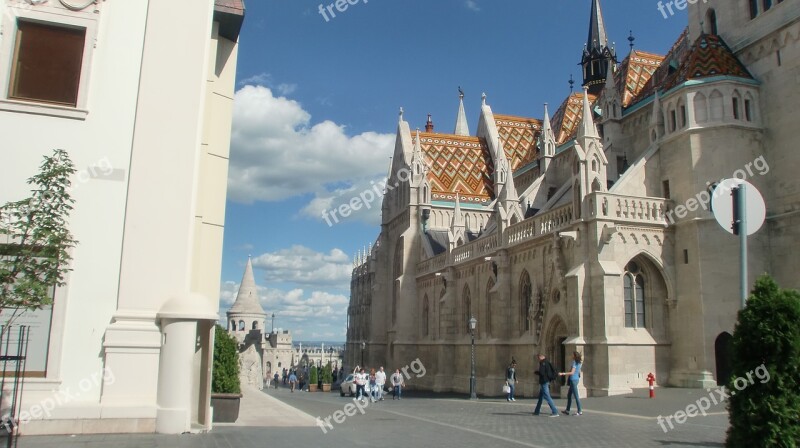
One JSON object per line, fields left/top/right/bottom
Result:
{"left": 347, "top": 0, "right": 799, "bottom": 397}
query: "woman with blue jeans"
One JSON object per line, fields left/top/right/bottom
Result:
{"left": 506, "top": 361, "right": 517, "bottom": 401}
{"left": 559, "top": 352, "right": 583, "bottom": 416}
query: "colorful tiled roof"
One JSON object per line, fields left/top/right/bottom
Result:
{"left": 662, "top": 32, "right": 754, "bottom": 91}
{"left": 631, "top": 29, "right": 690, "bottom": 105}
{"left": 616, "top": 50, "right": 664, "bottom": 107}
{"left": 494, "top": 114, "right": 542, "bottom": 172}
{"left": 418, "top": 133, "right": 494, "bottom": 204}
{"left": 550, "top": 92, "right": 597, "bottom": 145}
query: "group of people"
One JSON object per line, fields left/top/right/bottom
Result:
{"left": 505, "top": 352, "right": 583, "bottom": 417}
{"left": 267, "top": 366, "right": 343, "bottom": 393}
{"left": 352, "top": 366, "right": 406, "bottom": 401}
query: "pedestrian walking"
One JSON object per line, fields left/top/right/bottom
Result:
{"left": 273, "top": 372, "right": 280, "bottom": 389}
{"left": 369, "top": 368, "right": 378, "bottom": 402}
{"left": 559, "top": 351, "right": 583, "bottom": 416}
{"left": 289, "top": 371, "right": 298, "bottom": 393}
{"left": 376, "top": 367, "right": 386, "bottom": 401}
{"left": 506, "top": 360, "right": 518, "bottom": 402}
{"left": 264, "top": 372, "right": 271, "bottom": 389}
{"left": 354, "top": 367, "right": 367, "bottom": 401}
{"left": 533, "top": 354, "right": 559, "bottom": 417}
{"left": 390, "top": 369, "right": 404, "bottom": 400}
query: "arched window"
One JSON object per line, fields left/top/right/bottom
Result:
{"left": 422, "top": 295, "right": 429, "bottom": 337}
{"left": 623, "top": 261, "right": 646, "bottom": 328}
{"left": 732, "top": 90, "right": 742, "bottom": 120}
{"left": 463, "top": 285, "right": 472, "bottom": 334}
{"left": 694, "top": 92, "right": 708, "bottom": 123}
{"left": 438, "top": 288, "right": 446, "bottom": 339}
{"left": 238, "top": 320, "right": 245, "bottom": 331}
{"left": 706, "top": 9, "right": 718, "bottom": 34}
{"left": 519, "top": 271, "right": 532, "bottom": 333}
{"left": 749, "top": 0, "right": 758, "bottom": 18}
{"left": 230, "top": 320, "right": 235, "bottom": 330}
{"left": 709, "top": 90, "right": 723, "bottom": 121}
{"left": 485, "top": 278, "right": 495, "bottom": 337}
{"left": 744, "top": 93, "right": 755, "bottom": 122}
{"left": 252, "top": 321, "right": 258, "bottom": 330}
{"left": 763, "top": 0, "right": 772, "bottom": 12}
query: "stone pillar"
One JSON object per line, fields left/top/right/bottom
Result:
{"left": 155, "top": 319, "right": 197, "bottom": 434}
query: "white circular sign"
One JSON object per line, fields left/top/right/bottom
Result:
{"left": 711, "top": 179, "right": 765, "bottom": 236}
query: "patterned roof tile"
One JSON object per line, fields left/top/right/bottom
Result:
{"left": 494, "top": 114, "right": 542, "bottom": 172}
{"left": 419, "top": 133, "right": 494, "bottom": 203}
{"left": 616, "top": 50, "right": 664, "bottom": 107}
{"left": 550, "top": 92, "right": 598, "bottom": 145}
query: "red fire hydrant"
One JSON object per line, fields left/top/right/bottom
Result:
{"left": 647, "top": 372, "right": 656, "bottom": 398}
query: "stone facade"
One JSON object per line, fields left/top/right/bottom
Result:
{"left": 346, "top": 0, "right": 800, "bottom": 398}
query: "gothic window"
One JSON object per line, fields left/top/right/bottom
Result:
{"left": 520, "top": 271, "right": 532, "bottom": 333}
{"left": 706, "top": 9, "right": 718, "bottom": 35}
{"left": 732, "top": 91, "right": 742, "bottom": 120}
{"left": 694, "top": 92, "right": 708, "bottom": 123}
{"left": 744, "top": 94, "right": 754, "bottom": 122}
{"left": 763, "top": 0, "right": 772, "bottom": 11}
{"left": 230, "top": 320, "right": 235, "bottom": 330}
{"left": 485, "top": 278, "right": 495, "bottom": 337}
{"left": 252, "top": 321, "right": 258, "bottom": 330}
{"left": 623, "top": 261, "right": 646, "bottom": 328}
{"left": 709, "top": 90, "right": 724, "bottom": 121}
{"left": 749, "top": 0, "right": 758, "bottom": 19}
{"left": 422, "top": 295, "right": 429, "bottom": 337}
{"left": 238, "top": 320, "right": 245, "bottom": 331}
{"left": 463, "top": 285, "right": 472, "bottom": 334}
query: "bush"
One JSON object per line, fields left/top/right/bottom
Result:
{"left": 726, "top": 275, "right": 800, "bottom": 447}
{"left": 322, "top": 363, "right": 333, "bottom": 384}
{"left": 212, "top": 325, "right": 241, "bottom": 394}
{"left": 309, "top": 366, "right": 318, "bottom": 385}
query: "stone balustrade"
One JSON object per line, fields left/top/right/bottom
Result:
{"left": 592, "top": 192, "right": 670, "bottom": 226}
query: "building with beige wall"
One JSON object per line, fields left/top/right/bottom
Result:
{"left": 347, "top": 0, "right": 799, "bottom": 398}
{"left": 0, "top": 0, "right": 243, "bottom": 435}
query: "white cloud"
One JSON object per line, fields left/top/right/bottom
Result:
{"left": 251, "top": 245, "right": 352, "bottom": 290}
{"left": 465, "top": 0, "right": 480, "bottom": 11}
{"left": 298, "top": 175, "right": 389, "bottom": 226}
{"left": 227, "top": 85, "right": 395, "bottom": 207}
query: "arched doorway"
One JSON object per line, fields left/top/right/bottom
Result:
{"left": 715, "top": 332, "right": 733, "bottom": 386}
{"left": 543, "top": 316, "right": 568, "bottom": 394}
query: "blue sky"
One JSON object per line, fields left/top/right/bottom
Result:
{"left": 218, "top": 0, "right": 688, "bottom": 341}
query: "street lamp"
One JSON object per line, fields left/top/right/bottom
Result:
{"left": 360, "top": 341, "right": 366, "bottom": 367}
{"left": 469, "top": 316, "right": 478, "bottom": 400}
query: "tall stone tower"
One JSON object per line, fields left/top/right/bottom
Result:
{"left": 227, "top": 257, "right": 267, "bottom": 343}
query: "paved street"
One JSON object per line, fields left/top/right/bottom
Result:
{"left": 6, "top": 385, "right": 728, "bottom": 447}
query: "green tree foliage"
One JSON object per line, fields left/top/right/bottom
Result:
{"left": 309, "top": 365, "right": 318, "bottom": 384}
{"left": 212, "top": 325, "right": 241, "bottom": 394}
{"left": 726, "top": 275, "right": 800, "bottom": 447}
{"left": 322, "top": 362, "right": 333, "bottom": 384}
{"left": 0, "top": 149, "right": 77, "bottom": 325}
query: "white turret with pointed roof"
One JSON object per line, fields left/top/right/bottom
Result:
{"left": 578, "top": 86, "right": 600, "bottom": 140}
{"left": 227, "top": 257, "right": 267, "bottom": 343}
{"left": 454, "top": 88, "right": 470, "bottom": 136}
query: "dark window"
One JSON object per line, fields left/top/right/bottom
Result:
{"left": 662, "top": 180, "right": 671, "bottom": 200}
{"left": 9, "top": 21, "right": 86, "bottom": 106}
{"left": 624, "top": 261, "right": 646, "bottom": 329}
{"left": 763, "top": 0, "right": 772, "bottom": 11}
{"left": 745, "top": 99, "right": 753, "bottom": 121}
{"left": 670, "top": 109, "right": 677, "bottom": 131}
{"left": 680, "top": 105, "right": 687, "bottom": 127}
{"left": 707, "top": 9, "right": 718, "bottom": 35}
{"left": 750, "top": 0, "right": 759, "bottom": 18}
{"left": 733, "top": 97, "right": 740, "bottom": 120}
{"left": 624, "top": 275, "right": 633, "bottom": 327}
{"left": 684, "top": 249, "right": 689, "bottom": 264}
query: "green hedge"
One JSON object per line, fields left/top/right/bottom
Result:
{"left": 212, "top": 325, "right": 241, "bottom": 394}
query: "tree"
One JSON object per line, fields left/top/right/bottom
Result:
{"left": 212, "top": 325, "right": 241, "bottom": 394}
{"left": 0, "top": 149, "right": 77, "bottom": 330}
{"left": 322, "top": 362, "right": 333, "bottom": 384}
{"left": 726, "top": 275, "right": 800, "bottom": 447}
{"left": 309, "top": 365, "right": 318, "bottom": 385}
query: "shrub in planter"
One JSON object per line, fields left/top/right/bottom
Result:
{"left": 726, "top": 275, "right": 800, "bottom": 447}
{"left": 322, "top": 363, "right": 333, "bottom": 392}
{"left": 212, "top": 325, "right": 242, "bottom": 423}
{"left": 309, "top": 366, "right": 319, "bottom": 392}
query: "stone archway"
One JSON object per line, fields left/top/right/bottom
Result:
{"left": 542, "top": 316, "right": 568, "bottom": 395}
{"left": 715, "top": 332, "right": 733, "bottom": 386}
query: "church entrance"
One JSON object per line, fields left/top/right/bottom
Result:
{"left": 543, "top": 317, "right": 568, "bottom": 396}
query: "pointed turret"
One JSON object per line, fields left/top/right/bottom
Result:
{"left": 581, "top": 0, "right": 616, "bottom": 95}
{"left": 540, "top": 103, "right": 557, "bottom": 172}
{"left": 454, "top": 88, "right": 470, "bottom": 136}
{"left": 229, "top": 257, "right": 266, "bottom": 316}
{"left": 451, "top": 192, "right": 464, "bottom": 229}
{"left": 578, "top": 87, "right": 599, "bottom": 140}
{"left": 425, "top": 114, "right": 434, "bottom": 133}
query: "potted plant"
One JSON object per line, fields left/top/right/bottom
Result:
{"left": 321, "top": 363, "right": 333, "bottom": 392}
{"left": 211, "top": 325, "right": 242, "bottom": 423}
{"left": 309, "top": 366, "right": 319, "bottom": 392}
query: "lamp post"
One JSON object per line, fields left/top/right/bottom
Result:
{"left": 360, "top": 341, "right": 366, "bottom": 367}
{"left": 271, "top": 313, "right": 275, "bottom": 333}
{"left": 469, "top": 316, "right": 477, "bottom": 400}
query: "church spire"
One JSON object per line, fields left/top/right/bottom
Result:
{"left": 425, "top": 114, "right": 434, "bottom": 133}
{"left": 454, "top": 87, "right": 470, "bottom": 136}
{"left": 581, "top": 0, "right": 616, "bottom": 96}
{"left": 228, "top": 257, "right": 266, "bottom": 316}
{"left": 578, "top": 87, "right": 599, "bottom": 139}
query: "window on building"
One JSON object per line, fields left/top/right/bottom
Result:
{"left": 623, "top": 261, "right": 646, "bottom": 328}
{"left": 238, "top": 320, "right": 245, "bottom": 331}
{"left": 744, "top": 99, "right": 753, "bottom": 122}
{"left": 520, "top": 271, "right": 532, "bottom": 333}
{"left": 670, "top": 109, "right": 677, "bottom": 131}
{"left": 422, "top": 295, "right": 429, "bottom": 337}
{"left": 680, "top": 105, "right": 687, "bottom": 128}
{"left": 252, "top": 321, "right": 258, "bottom": 330}
{"left": 707, "top": 9, "right": 718, "bottom": 35}
{"left": 749, "top": 0, "right": 759, "bottom": 18}
{"left": 9, "top": 20, "right": 86, "bottom": 107}
{"left": 463, "top": 286, "right": 471, "bottom": 334}
{"left": 662, "top": 180, "right": 671, "bottom": 200}
{"left": 732, "top": 96, "right": 741, "bottom": 120}
{"left": 763, "top": 0, "right": 772, "bottom": 12}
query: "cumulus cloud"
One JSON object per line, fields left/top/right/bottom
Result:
{"left": 465, "top": 0, "right": 480, "bottom": 11}
{"left": 227, "top": 85, "right": 395, "bottom": 212}
{"left": 251, "top": 245, "right": 352, "bottom": 290}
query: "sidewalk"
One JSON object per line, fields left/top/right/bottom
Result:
{"left": 217, "top": 385, "right": 317, "bottom": 427}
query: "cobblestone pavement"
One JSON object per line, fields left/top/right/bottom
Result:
{"left": 6, "top": 386, "right": 728, "bottom": 448}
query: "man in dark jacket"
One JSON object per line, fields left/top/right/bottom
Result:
{"left": 533, "top": 354, "right": 559, "bottom": 416}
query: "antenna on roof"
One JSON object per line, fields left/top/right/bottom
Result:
{"left": 628, "top": 30, "right": 635, "bottom": 51}
{"left": 569, "top": 74, "right": 575, "bottom": 93}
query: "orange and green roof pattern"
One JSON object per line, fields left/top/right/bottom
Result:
{"left": 661, "top": 32, "right": 754, "bottom": 91}
{"left": 616, "top": 50, "right": 664, "bottom": 107}
{"left": 550, "top": 92, "right": 597, "bottom": 145}
{"left": 418, "top": 133, "right": 494, "bottom": 203}
{"left": 494, "top": 114, "right": 543, "bottom": 172}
